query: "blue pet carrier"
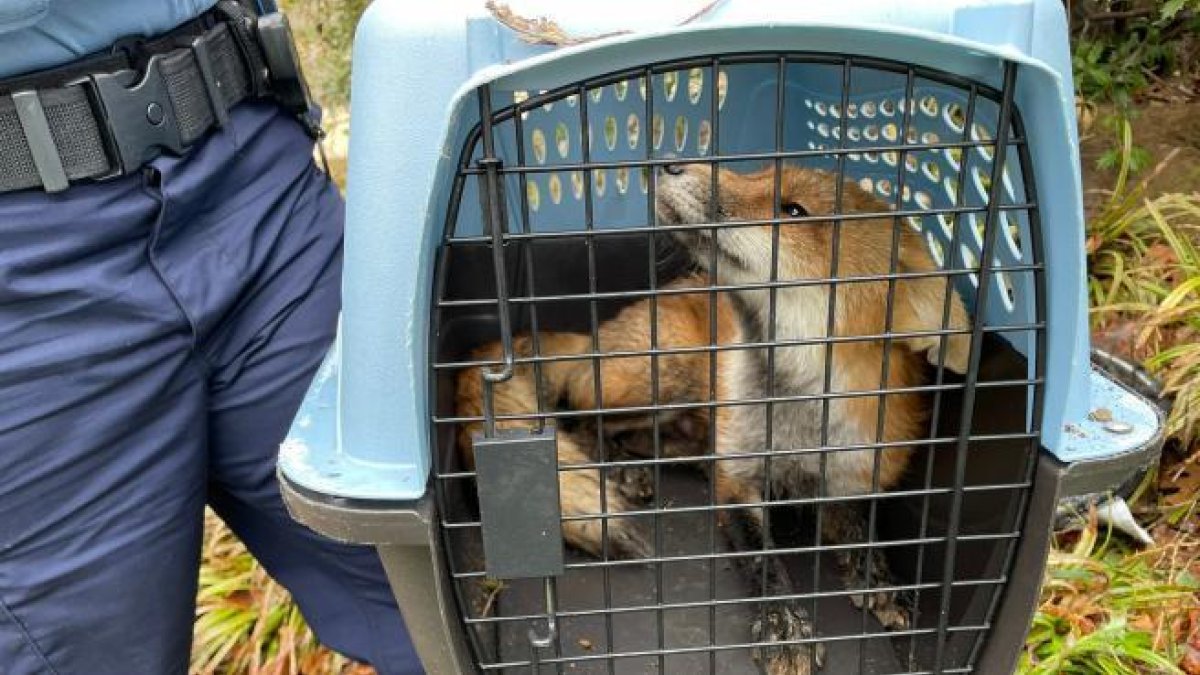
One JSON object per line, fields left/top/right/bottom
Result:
{"left": 279, "top": 1, "right": 1166, "bottom": 673}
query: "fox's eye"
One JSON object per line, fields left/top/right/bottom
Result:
{"left": 782, "top": 202, "right": 808, "bottom": 218}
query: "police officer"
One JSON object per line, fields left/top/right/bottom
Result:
{"left": 0, "top": 1, "right": 421, "bottom": 673}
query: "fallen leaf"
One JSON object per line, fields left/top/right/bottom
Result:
{"left": 1182, "top": 643, "right": 1200, "bottom": 674}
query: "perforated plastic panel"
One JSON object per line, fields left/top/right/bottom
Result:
{"left": 461, "top": 60, "right": 1038, "bottom": 362}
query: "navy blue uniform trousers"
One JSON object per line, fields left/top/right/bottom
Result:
{"left": 0, "top": 102, "right": 421, "bottom": 674}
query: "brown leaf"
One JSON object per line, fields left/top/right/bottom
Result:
{"left": 1182, "top": 643, "right": 1200, "bottom": 675}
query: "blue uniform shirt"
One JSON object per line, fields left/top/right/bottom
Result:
{"left": 0, "top": 0, "right": 222, "bottom": 78}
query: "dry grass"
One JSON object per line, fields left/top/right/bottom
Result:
{"left": 1021, "top": 123, "right": 1200, "bottom": 674}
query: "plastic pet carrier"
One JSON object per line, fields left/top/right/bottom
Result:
{"left": 279, "top": 1, "right": 1166, "bottom": 673}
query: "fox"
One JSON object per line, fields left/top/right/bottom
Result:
{"left": 455, "top": 163, "right": 972, "bottom": 674}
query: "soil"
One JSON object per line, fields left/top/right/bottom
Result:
{"left": 1079, "top": 78, "right": 1200, "bottom": 214}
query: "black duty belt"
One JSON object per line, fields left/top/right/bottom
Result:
{"left": 0, "top": 1, "right": 318, "bottom": 194}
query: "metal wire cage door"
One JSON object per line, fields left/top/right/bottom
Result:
{"left": 430, "top": 53, "right": 1044, "bottom": 674}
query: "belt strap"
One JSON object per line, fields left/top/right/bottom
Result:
{"left": 0, "top": 13, "right": 261, "bottom": 194}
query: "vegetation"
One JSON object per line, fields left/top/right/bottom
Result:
{"left": 191, "top": 2, "right": 1199, "bottom": 673}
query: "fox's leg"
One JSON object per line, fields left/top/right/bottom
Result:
{"left": 557, "top": 432, "right": 653, "bottom": 559}
{"left": 714, "top": 355, "right": 824, "bottom": 675}
{"left": 821, "top": 501, "right": 910, "bottom": 630}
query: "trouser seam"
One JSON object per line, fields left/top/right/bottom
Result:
{"left": 0, "top": 594, "right": 62, "bottom": 675}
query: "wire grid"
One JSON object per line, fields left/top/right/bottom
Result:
{"left": 430, "top": 52, "right": 1045, "bottom": 674}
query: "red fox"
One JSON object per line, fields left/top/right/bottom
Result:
{"left": 456, "top": 163, "right": 971, "bottom": 673}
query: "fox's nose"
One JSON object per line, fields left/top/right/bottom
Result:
{"left": 662, "top": 163, "right": 685, "bottom": 176}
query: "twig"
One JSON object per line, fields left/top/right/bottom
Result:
{"left": 1086, "top": 8, "right": 1154, "bottom": 22}
{"left": 486, "top": 0, "right": 726, "bottom": 47}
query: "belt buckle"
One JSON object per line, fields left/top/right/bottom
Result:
{"left": 71, "top": 54, "right": 185, "bottom": 179}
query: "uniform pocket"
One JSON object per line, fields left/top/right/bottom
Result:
{"left": 0, "top": 0, "right": 48, "bottom": 35}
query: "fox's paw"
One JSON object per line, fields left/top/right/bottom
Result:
{"left": 614, "top": 465, "right": 654, "bottom": 504}
{"left": 752, "top": 602, "right": 824, "bottom": 675}
{"left": 850, "top": 588, "right": 911, "bottom": 631}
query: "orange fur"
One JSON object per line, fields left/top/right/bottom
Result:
{"left": 455, "top": 163, "right": 972, "bottom": 565}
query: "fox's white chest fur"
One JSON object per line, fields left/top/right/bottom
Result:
{"left": 720, "top": 279, "right": 880, "bottom": 498}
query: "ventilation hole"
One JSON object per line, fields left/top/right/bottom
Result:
{"left": 663, "top": 71, "right": 679, "bottom": 101}
{"left": 848, "top": 151, "right": 862, "bottom": 162}
{"left": 555, "top": 123, "right": 570, "bottom": 158}
{"left": 974, "top": 166, "right": 993, "bottom": 199}
{"left": 864, "top": 151, "right": 879, "bottom": 163}
{"left": 548, "top": 174, "right": 562, "bottom": 204}
{"left": 566, "top": 94, "right": 578, "bottom": 107}
{"left": 604, "top": 116, "right": 618, "bottom": 151}
{"left": 688, "top": 68, "right": 704, "bottom": 104}
{"left": 814, "top": 101, "right": 828, "bottom": 116}
{"left": 590, "top": 87, "right": 603, "bottom": 103}
{"left": 922, "top": 131, "right": 940, "bottom": 145}
{"left": 513, "top": 90, "right": 529, "bottom": 105}
{"left": 920, "top": 95, "right": 939, "bottom": 117}
{"left": 914, "top": 190, "right": 933, "bottom": 210}
{"left": 905, "top": 215, "right": 922, "bottom": 231}
{"left": 902, "top": 185, "right": 912, "bottom": 202}
{"left": 972, "top": 123, "right": 995, "bottom": 160}
{"left": 831, "top": 127, "right": 842, "bottom": 140}
{"left": 639, "top": 166, "right": 650, "bottom": 194}
{"left": 847, "top": 127, "right": 861, "bottom": 142}
{"left": 808, "top": 141, "right": 817, "bottom": 150}
{"left": 923, "top": 161, "right": 941, "bottom": 183}
{"left": 944, "top": 177, "right": 958, "bottom": 204}
{"left": 997, "top": 272, "right": 1016, "bottom": 309}
{"left": 652, "top": 114, "right": 665, "bottom": 149}
{"left": 847, "top": 103, "right": 859, "bottom": 118}
{"left": 594, "top": 169, "right": 607, "bottom": 196}
{"left": 615, "top": 167, "right": 630, "bottom": 194}
{"left": 531, "top": 128, "right": 547, "bottom": 164}
{"left": 861, "top": 101, "right": 878, "bottom": 118}
{"left": 807, "top": 120, "right": 816, "bottom": 130}
{"left": 882, "top": 123, "right": 898, "bottom": 142}
{"left": 883, "top": 151, "right": 898, "bottom": 166}
{"left": 817, "top": 122, "right": 830, "bottom": 138}
{"left": 638, "top": 76, "right": 648, "bottom": 100}
{"left": 830, "top": 104, "right": 842, "bottom": 119}
{"left": 863, "top": 124, "right": 879, "bottom": 141}
{"left": 614, "top": 80, "right": 629, "bottom": 101}
{"left": 961, "top": 244, "right": 979, "bottom": 272}
{"left": 944, "top": 103, "right": 965, "bottom": 132}
{"left": 926, "top": 232, "right": 945, "bottom": 265}
{"left": 859, "top": 177, "right": 874, "bottom": 193}
{"left": 946, "top": 147, "right": 963, "bottom": 170}
{"left": 1004, "top": 213, "right": 1023, "bottom": 257}
{"left": 541, "top": 99, "right": 553, "bottom": 113}
{"left": 697, "top": 119, "right": 712, "bottom": 155}
{"left": 880, "top": 99, "right": 896, "bottom": 117}
{"left": 906, "top": 126, "right": 919, "bottom": 144}
{"left": 627, "top": 114, "right": 640, "bottom": 150}
{"left": 804, "top": 98, "right": 814, "bottom": 109}
{"left": 717, "top": 70, "right": 728, "bottom": 110}
{"left": 877, "top": 178, "right": 893, "bottom": 197}
{"left": 906, "top": 154, "right": 918, "bottom": 173}
{"left": 970, "top": 214, "right": 985, "bottom": 245}
{"left": 526, "top": 179, "right": 540, "bottom": 211}
{"left": 674, "top": 116, "right": 688, "bottom": 152}
{"left": 571, "top": 171, "right": 585, "bottom": 199}
{"left": 938, "top": 213, "right": 955, "bottom": 237}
